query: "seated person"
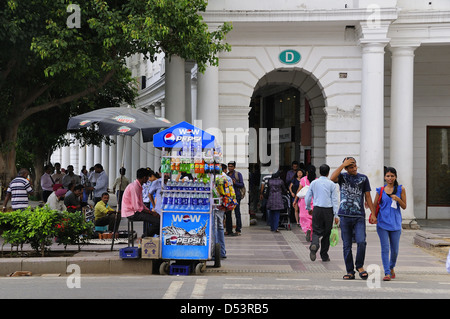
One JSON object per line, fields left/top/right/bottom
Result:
{"left": 121, "top": 168, "right": 160, "bottom": 237}
{"left": 64, "top": 184, "right": 86, "bottom": 213}
{"left": 94, "top": 192, "right": 120, "bottom": 232}
{"left": 46, "top": 188, "right": 67, "bottom": 212}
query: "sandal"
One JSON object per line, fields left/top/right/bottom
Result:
{"left": 357, "top": 268, "right": 368, "bottom": 280}
{"left": 383, "top": 275, "right": 391, "bottom": 281}
{"left": 390, "top": 269, "right": 396, "bottom": 279}
{"left": 343, "top": 273, "right": 355, "bottom": 280}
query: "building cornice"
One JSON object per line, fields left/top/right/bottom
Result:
{"left": 202, "top": 8, "right": 399, "bottom": 23}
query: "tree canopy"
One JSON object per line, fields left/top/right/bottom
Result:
{"left": 0, "top": 0, "right": 231, "bottom": 184}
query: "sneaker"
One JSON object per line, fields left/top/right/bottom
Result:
{"left": 309, "top": 244, "right": 317, "bottom": 261}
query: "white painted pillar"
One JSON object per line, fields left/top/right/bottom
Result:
{"left": 101, "top": 141, "right": 109, "bottom": 187}
{"left": 165, "top": 55, "right": 186, "bottom": 123}
{"left": 197, "top": 63, "right": 219, "bottom": 126}
{"left": 109, "top": 136, "right": 117, "bottom": 189}
{"left": 154, "top": 104, "right": 162, "bottom": 172}
{"left": 94, "top": 145, "right": 101, "bottom": 165}
{"left": 86, "top": 145, "right": 94, "bottom": 169}
{"left": 78, "top": 144, "right": 86, "bottom": 171}
{"left": 389, "top": 45, "right": 418, "bottom": 227}
{"left": 359, "top": 42, "right": 387, "bottom": 193}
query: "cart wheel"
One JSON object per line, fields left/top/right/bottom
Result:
{"left": 159, "top": 261, "right": 170, "bottom": 275}
{"left": 214, "top": 243, "right": 221, "bottom": 268}
{"left": 194, "top": 262, "right": 206, "bottom": 274}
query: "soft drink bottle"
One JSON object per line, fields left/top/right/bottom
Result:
{"left": 200, "top": 159, "right": 205, "bottom": 173}
{"left": 192, "top": 193, "right": 199, "bottom": 211}
{"left": 167, "top": 192, "right": 174, "bottom": 210}
{"left": 162, "top": 192, "right": 169, "bottom": 210}
{"left": 173, "top": 193, "right": 180, "bottom": 211}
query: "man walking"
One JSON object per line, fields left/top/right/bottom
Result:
{"left": 330, "top": 157, "right": 376, "bottom": 280}
{"left": 2, "top": 168, "right": 34, "bottom": 211}
{"left": 227, "top": 161, "right": 244, "bottom": 235}
{"left": 305, "top": 164, "right": 339, "bottom": 262}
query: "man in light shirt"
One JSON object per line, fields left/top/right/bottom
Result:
{"left": 122, "top": 168, "right": 160, "bottom": 237}
{"left": 91, "top": 163, "right": 109, "bottom": 205}
{"left": 46, "top": 188, "right": 67, "bottom": 212}
{"left": 305, "top": 164, "right": 339, "bottom": 262}
{"left": 40, "top": 164, "right": 55, "bottom": 202}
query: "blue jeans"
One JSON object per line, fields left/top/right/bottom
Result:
{"left": 377, "top": 226, "right": 401, "bottom": 276}
{"left": 212, "top": 209, "right": 226, "bottom": 257}
{"left": 340, "top": 216, "right": 367, "bottom": 274}
{"left": 269, "top": 210, "right": 281, "bottom": 231}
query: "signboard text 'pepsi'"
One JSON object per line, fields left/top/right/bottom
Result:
{"left": 153, "top": 121, "right": 215, "bottom": 149}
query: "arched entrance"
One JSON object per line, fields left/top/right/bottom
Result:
{"left": 248, "top": 68, "right": 327, "bottom": 216}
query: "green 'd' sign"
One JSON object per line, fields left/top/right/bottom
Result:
{"left": 279, "top": 50, "right": 301, "bottom": 65}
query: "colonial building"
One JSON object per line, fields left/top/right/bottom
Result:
{"left": 52, "top": 0, "right": 450, "bottom": 227}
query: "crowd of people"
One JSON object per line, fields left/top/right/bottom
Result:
{"left": 1, "top": 160, "right": 248, "bottom": 261}
{"left": 261, "top": 157, "right": 407, "bottom": 282}
{"left": 3, "top": 157, "right": 407, "bottom": 281}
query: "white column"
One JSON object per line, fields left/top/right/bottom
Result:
{"left": 154, "top": 104, "right": 162, "bottom": 171}
{"left": 165, "top": 55, "right": 186, "bottom": 123}
{"left": 86, "top": 145, "right": 94, "bottom": 169}
{"left": 94, "top": 145, "right": 101, "bottom": 165}
{"left": 389, "top": 45, "right": 418, "bottom": 227}
{"left": 101, "top": 141, "right": 109, "bottom": 186}
{"left": 197, "top": 64, "right": 219, "bottom": 130}
{"left": 359, "top": 42, "right": 387, "bottom": 194}
{"left": 109, "top": 136, "right": 117, "bottom": 189}
{"left": 131, "top": 134, "right": 140, "bottom": 176}
{"left": 78, "top": 145, "right": 86, "bottom": 171}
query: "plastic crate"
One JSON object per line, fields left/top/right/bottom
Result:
{"left": 119, "top": 247, "right": 140, "bottom": 259}
{"left": 95, "top": 225, "right": 108, "bottom": 232}
{"left": 170, "top": 264, "right": 190, "bottom": 276}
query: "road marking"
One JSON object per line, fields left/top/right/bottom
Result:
{"left": 276, "top": 278, "right": 309, "bottom": 281}
{"left": 162, "top": 280, "right": 183, "bottom": 299}
{"left": 190, "top": 278, "right": 208, "bottom": 299}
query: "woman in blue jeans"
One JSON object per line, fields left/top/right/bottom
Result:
{"left": 371, "top": 167, "right": 407, "bottom": 281}
{"left": 266, "top": 170, "right": 287, "bottom": 232}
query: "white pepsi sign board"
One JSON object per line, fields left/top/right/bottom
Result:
{"left": 153, "top": 121, "right": 215, "bottom": 149}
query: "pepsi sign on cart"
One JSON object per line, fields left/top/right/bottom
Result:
{"left": 153, "top": 121, "right": 215, "bottom": 149}
{"left": 161, "top": 212, "right": 210, "bottom": 260}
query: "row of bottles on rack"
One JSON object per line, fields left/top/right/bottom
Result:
{"left": 162, "top": 192, "right": 210, "bottom": 212}
{"left": 160, "top": 140, "right": 223, "bottom": 175}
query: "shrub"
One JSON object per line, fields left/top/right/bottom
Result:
{"left": 0, "top": 206, "right": 94, "bottom": 257}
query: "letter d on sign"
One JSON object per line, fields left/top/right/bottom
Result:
{"left": 66, "top": 264, "right": 81, "bottom": 289}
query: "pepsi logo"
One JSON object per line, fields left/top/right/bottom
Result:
{"left": 170, "top": 236, "right": 178, "bottom": 245}
{"left": 118, "top": 126, "right": 131, "bottom": 133}
{"left": 163, "top": 132, "right": 177, "bottom": 145}
{"left": 182, "top": 215, "right": 190, "bottom": 222}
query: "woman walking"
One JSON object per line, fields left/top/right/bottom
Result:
{"left": 266, "top": 170, "right": 287, "bottom": 232}
{"left": 290, "top": 169, "right": 304, "bottom": 226}
{"left": 298, "top": 165, "right": 316, "bottom": 241}
{"left": 371, "top": 167, "right": 407, "bottom": 281}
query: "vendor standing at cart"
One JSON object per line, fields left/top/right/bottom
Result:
{"left": 149, "top": 170, "right": 169, "bottom": 215}
{"left": 122, "top": 168, "right": 160, "bottom": 237}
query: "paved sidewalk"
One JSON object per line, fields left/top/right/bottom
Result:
{"left": 211, "top": 220, "right": 449, "bottom": 276}
{"left": 1, "top": 194, "right": 449, "bottom": 276}
{"left": 1, "top": 216, "right": 448, "bottom": 276}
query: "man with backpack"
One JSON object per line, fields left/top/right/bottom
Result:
{"left": 227, "top": 161, "right": 244, "bottom": 236}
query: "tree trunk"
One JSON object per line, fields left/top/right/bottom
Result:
{"left": 0, "top": 120, "right": 20, "bottom": 190}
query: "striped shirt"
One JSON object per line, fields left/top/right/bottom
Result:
{"left": 6, "top": 176, "right": 33, "bottom": 210}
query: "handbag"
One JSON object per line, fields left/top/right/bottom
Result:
{"left": 369, "top": 186, "right": 384, "bottom": 224}
{"left": 330, "top": 225, "right": 339, "bottom": 247}
{"left": 296, "top": 185, "right": 309, "bottom": 199}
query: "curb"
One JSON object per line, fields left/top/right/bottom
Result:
{"left": 0, "top": 255, "right": 154, "bottom": 277}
